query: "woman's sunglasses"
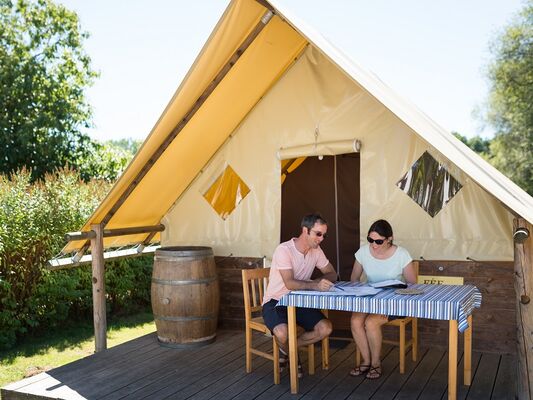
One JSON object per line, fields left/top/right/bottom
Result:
{"left": 367, "top": 236, "right": 386, "bottom": 245}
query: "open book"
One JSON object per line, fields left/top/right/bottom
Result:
{"left": 369, "top": 279, "right": 407, "bottom": 289}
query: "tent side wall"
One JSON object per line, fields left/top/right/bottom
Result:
{"left": 162, "top": 46, "right": 514, "bottom": 262}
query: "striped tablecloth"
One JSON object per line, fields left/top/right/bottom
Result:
{"left": 277, "top": 283, "right": 482, "bottom": 332}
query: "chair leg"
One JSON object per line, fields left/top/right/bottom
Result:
{"left": 245, "top": 326, "right": 252, "bottom": 373}
{"left": 412, "top": 318, "right": 418, "bottom": 361}
{"left": 308, "top": 343, "right": 315, "bottom": 375}
{"left": 322, "top": 336, "right": 329, "bottom": 370}
{"left": 273, "top": 336, "right": 280, "bottom": 384}
{"left": 399, "top": 323, "right": 406, "bottom": 374}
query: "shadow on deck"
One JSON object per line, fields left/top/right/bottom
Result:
{"left": 1, "top": 329, "right": 516, "bottom": 400}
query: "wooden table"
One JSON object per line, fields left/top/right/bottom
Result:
{"left": 278, "top": 283, "right": 481, "bottom": 399}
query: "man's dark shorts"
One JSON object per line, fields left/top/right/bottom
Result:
{"left": 262, "top": 299, "right": 327, "bottom": 332}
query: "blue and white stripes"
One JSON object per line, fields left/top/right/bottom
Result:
{"left": 277, "top": 283, "right": 481, "bottom": 333}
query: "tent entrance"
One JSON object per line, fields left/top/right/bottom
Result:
{"left": 280, "top": 153, "right": 360, "bottom": 332}
{"left": 280, "top": 153, "right": 360, "bottom": 280}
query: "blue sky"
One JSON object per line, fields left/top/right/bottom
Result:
{"left": 58, "top": 0, "right": 524, "bottom": 142}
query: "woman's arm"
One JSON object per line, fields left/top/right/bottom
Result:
{"left": 402, "top": 262, "right": 416, "bottom": 284}
{"left": 350, "top": 260, "right": 363, "bottom": 282}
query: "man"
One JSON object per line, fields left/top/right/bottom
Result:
{"left": 262, "top": 214, "right": 337, "bottom": 374}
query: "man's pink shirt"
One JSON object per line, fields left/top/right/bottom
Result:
{"left": 263, "top": 238, "right": 329, "bottom": 304}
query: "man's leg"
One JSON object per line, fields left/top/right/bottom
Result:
{"left": 272, "top": 323, "right": 289, "bottom": 353}
{"left": 297, "top": 318, "right": 332, "bottom": 347}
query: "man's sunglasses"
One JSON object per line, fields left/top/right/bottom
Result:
{"left": 311, "top": 230, "right": 327, "bottom": 238}
{"left": 367, "top": 236, "right": 386, "bottom": 245}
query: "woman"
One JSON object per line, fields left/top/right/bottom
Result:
{"left": 349, "top": 219, "right": 416, "bottom": 379}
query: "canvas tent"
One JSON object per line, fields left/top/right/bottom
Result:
{"left": 56, "top": 0, "right": 533, "bottom": 397}
{"left": 60, "top": 0, "right": 532, "bottom": 261}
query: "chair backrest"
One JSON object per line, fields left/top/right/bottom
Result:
{"left": 416, "top": 261, "right": 464, "bottom": 285}
{"left": 242, "top": 268, "right": 270, "bottom": 319}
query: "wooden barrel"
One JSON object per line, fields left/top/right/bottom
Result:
{"left": 151, "top": 246, "right": 219, "bottom": 348}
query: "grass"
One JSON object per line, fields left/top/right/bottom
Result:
{"left": 0, "top": 311, "right": 155, "bottom": 388}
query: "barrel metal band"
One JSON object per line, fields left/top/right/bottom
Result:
{"left": 151, "top": 277, "right": 217, "bottom": 285}
{"left": 154, "top": 314, "right": 216, "bottom": 322}
{"left": 154, "top": 252, "right": 213, "bottom": 261}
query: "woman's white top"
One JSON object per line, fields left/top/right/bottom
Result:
{"left": 354, "top": 244, "right": 412, "bottom": 283}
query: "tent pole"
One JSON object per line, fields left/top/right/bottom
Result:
{"left": 514, "top": 217, "right": 532, "bottom": 400}
{"left": 90, "top": 223, "right": 107, "bottom": 352}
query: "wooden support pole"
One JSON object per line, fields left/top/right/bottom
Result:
{"left": 65, "top": 224, "right": 165, "bottom": 242}
{"left": 90, "top": 223, "right": 107, "bottom": 352}
{"left": 514, "top": 217, "right": 533, "bottom": 400}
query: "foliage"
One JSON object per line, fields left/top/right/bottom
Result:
{"left": 76, "top": 140, "right": 139, "bottom": 182}
{"left": 108, "top": 138, "right": 142, "bottom": 155}
{"left": 452, "top": 132, "right": 492, "bottom": 158}
{"left": 485, "top": 0, "right": 533, "bottom": 195}
{"left": 0, "top": 169, "right": 153, "bottom": 350}
{"left": 0, "top": 0, "right": 98, "bottom": 181}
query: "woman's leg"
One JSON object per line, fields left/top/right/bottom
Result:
{"left": 364, "top": 314, "right": 388, "bottom": 367}
{"left": 351, "top": 312, "right": 371, "bottom": 366}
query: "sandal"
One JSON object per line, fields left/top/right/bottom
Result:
{"left": 279, "top": 350, "right": 303, "bottom": 378}
{"left": 366, "top": 366, "right": 382, "bottom": 380}
{"left": 349, "top": 364, "right": 370, "bottom": 376}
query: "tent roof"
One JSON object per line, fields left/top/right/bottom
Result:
{"left": 62, "top": 0, "right": 533, "bottom": 254}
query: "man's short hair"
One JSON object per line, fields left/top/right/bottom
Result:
{"left": 301, "top": 214, "right": 328, "bottom": 230}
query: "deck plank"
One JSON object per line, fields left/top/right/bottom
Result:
{"left": 1, "top": 330, "right": 516, "bottom": 400}
{"left": 275, "top": 343, "right": 357, "bottom": 400}
{"left": 110, "top": 331, "right": 247, "bottom": 400}
{"left": 344, "top": 346, "right": 401, "bottom": 399}
{"left": 394, "top": 347, "right": 445, "bottom": 399}
{"left": 1, "top": 332, "right": 157, "bottom": 393}
{"left": 491, "top": 354, "right": 516, "bottom": 399}
{"left": 462, "top": 353, "right": 501, "bottom": 400}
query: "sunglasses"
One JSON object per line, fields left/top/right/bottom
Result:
{"left": 311, "top": 230, "right": 327, "bottom": 238}
{"left": 367, "top": 236, "right": 386, "bottom": 245}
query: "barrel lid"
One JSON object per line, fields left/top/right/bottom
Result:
{"left": 155, "top": 246, "right": 213, "bottom": 258}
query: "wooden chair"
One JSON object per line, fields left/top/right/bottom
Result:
{"left": 242, "top": 268, "right": 321, "bottom": 384}
{"left": 356, "top": 260, "right": 419, "bottom": 374}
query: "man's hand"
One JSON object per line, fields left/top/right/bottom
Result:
{"left": 316, "top": 278, "right": 334, "bottom": 291}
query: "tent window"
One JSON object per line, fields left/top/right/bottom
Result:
{"left": 203, "top": 164, "right": 250, "bottom": 220}
{"left": 397, "top": 151, "right": 462, "bottom": 217}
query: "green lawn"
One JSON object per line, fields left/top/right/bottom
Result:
{"left": 0, "top": 312, "right": 155, "bottom": 388}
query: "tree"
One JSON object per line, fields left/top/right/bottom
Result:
{"left": 76, "top": 139, "right": 140, "bottom": 182}
{"left": 453, "top": 132, "right": 492, "bottom": 157}
{"left": 485, "top": 0, "right": 533, "bottom": 195}
{"left": 0, "top": 0, "right": 97, "bottom": 180}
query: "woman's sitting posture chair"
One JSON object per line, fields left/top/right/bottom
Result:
{"left": 356, "top": 261, "right": 419, "bottom": 374}
{"left": 242, "top": 268, "right": 323, "bottom": 384}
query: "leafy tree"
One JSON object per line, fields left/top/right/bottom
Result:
{"left": 0, "top": 0, "right": 98, "bottom": 180}
{"left": 453, "top": 132, "right": 492, "bottom": 157}
{"left": 485, "top": 1, "right": 533, "bottom": 195}
{"left": 76, "top": 140, "right": 139, "bottom": 182}
{"left": 109, "top": 138, "right": 142, "bottom": 155}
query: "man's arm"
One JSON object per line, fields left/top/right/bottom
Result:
{"left": 318, "top": 262, "right": 337, "bottom": 283}
{"left": 279, "top": 264, "right": 336, "bottom": 292}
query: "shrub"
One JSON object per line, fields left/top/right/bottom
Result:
{"left": 0, "top": 169, "right": 153, "bottom": 349}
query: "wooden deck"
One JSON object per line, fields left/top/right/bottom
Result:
{"left": 1, "top": 329, "right": 515, "bottom": 400}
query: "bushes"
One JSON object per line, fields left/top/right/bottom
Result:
{"left": 0, "top": 169, "right": 153, "bottom": 350}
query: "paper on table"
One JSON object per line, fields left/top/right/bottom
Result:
{"left": 369, "top": 279, "right": 407, "bottom": 289}
{"left": 290, "top": 285, "right": 382, "bottom": 296}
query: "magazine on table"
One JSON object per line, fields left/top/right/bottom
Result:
{"left": 369, "top": 279, "right": 408, "bottom": 289}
